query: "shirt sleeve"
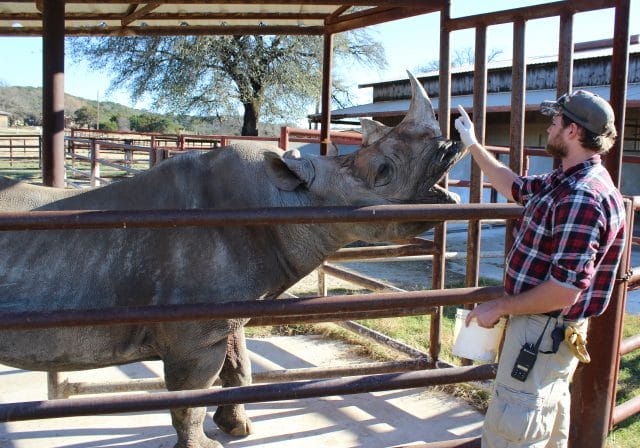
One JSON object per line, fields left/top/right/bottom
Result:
{"left": 549, "top": 192, "right": 604, "bottom": 290}
{"left": 512, "top": 174, "right": 546, "bottom": 206}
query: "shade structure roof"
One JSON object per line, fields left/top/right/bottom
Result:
{"left": 0, "top": 1, "right": 444, "bottom": 36}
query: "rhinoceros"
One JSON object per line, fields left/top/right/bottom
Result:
{"left": 0, "top": 72, "right": 466, "bottom": 448}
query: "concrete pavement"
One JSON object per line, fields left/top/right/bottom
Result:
{"left": 0, "top": 335, "right": 483, "bottom": 448}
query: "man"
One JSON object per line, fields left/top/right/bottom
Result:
{"left": 454, "top": 90, "right": 626, "bottom": 447}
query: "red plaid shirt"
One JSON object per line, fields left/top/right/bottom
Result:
{"left": 505, "top": 155, "right": 626, "bottom": 321}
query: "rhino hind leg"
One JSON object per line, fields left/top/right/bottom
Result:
{"left": 163, "top": 336, "right": 228, "bottom": 448}
{"left": 213, "top": 327, "right": 254, "bottom": 436}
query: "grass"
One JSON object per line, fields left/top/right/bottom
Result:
{"left": 609, "top": 312, "right": 640, "bottom": 447}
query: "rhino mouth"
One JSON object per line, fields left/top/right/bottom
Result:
{"left": 410, "top": 139, "right": 467, "bottom": 205}
{"left": 437, "top": 139, "right": 466, "bottom": 169}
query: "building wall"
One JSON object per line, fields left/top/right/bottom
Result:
{"left": 0, "top": 114, "right": 8, "bottom": 128}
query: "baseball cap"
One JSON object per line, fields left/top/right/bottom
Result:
{"left": 540, "top": 90, "right": 615, "bottom": 135}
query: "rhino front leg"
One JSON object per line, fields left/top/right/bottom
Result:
{"left": 213, "top": 327, "right": 253, "bottom": 436}
{"left": 164, "top": 337, "right": 228, "bottom": 448}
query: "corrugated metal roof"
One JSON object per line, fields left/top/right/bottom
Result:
{"left": 362, "top": 44, "right": 640, "bottom": 87}
{"left": 0, "top": 1, "right": 442, "bottom": 36}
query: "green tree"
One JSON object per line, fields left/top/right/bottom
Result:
{"left": 73, "top": 105, "right": 97, "bottom": 128}
{"left": 67, "top": 32, "right": 386, "bottom": 136}
{"left": 129, "top": 112, "right": 178, "bottom": 134}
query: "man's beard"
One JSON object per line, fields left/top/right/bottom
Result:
{"left": 545, "top": 138, "right": 569, "bottom": 158}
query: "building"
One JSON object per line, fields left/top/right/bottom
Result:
{"left": 312, "top": 37, "right": 640, "bottom": 197}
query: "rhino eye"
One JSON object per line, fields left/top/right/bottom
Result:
{"left": 375, "top": 162, "right": 392, "bottom": 186}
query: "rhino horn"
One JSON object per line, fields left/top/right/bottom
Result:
{"left": 399, "top": 70, "right": 441, "bottom": 136}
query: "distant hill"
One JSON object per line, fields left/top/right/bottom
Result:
{"left": 0, "top": 86, "right": 290, "bottom": 136}
{"left": 0, "top": 86, "right": 136, "bottom": 124}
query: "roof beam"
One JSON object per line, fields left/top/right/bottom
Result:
{"left": 122, "top": 3, "right": 162, "bottom": 27}
{"left": 0, "top": 25, "right": 326, "bottom": 37}
{"left": 326, "top": 2, "right": 444, "bottom": 34}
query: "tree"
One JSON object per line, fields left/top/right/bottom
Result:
{"left": 68, "top": 32, "right": 386, "bottom": 136}
{"left": 129, "top": 112, "right": 179, "bottom": 134}
{"left": 73, "top": 105, "right": 97, "bottom": 128}
{"left": 415, "top": 47, "right": 504, "bottom": 73}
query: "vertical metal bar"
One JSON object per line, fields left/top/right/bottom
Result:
{"left": 569, "top": 199, "right": 633, "bottom": 448}
{"left": 554, "top": 10, "right": 574, "bottom": 169}
{"left": 320, "top": 33, "right": 333, "bottom": 157}
{"left": 47, "top": 372, "right": 67, "bottom": 399}
{"left": 42, "top": 0, "right": 66, "bottom": 187}
{"left": 606, "top": 0, "right": 630, "bottom": 187}
{"left": 504, "top": 20, "right": 527, "bottom": 260}
{"left": 90, "top": 141, "right": 100, "bottom": 187}
{"left": 279, "top": 126, "right": 289, "bottom": 151}
{"left": 430, "top": 1, "right": 451, "bottom": 363}
{"left": 318, "top": 263, "right": 328, "bottom": 297}
{"left": 466, "top": 26, "right": 487, "bottom": 291}
{"left": 509, "top": 20, "right": 527, "bottom": 177}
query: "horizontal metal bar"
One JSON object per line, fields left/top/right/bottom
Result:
{"left": 247, "top": 306, "right": 439, "bottom": 326}
{"left": 0, "top": 203, "right": 524, "bottom": 232}
{"left": 337, "top": 320, "right": 430, "bottom": 360}
{"left": 61, "top": 358, "right": 431, "bottom": 397}
{"left": 0, "top": 364, "right": 497, "bottom": 422}
{"left": 0, "top": 286, "right": 504, "bottom": 331}
{"left": 320, "top": 263, "right": 406, "bottom": 292}
{"left": 612, "top": 394, "right": 640, "bottom": 426}
{"left": 446, "top": 0, "right": 615, "bottom": 31}
{"left": 619, "top": 334, "right": 640, "bottom": 356}
{"left": 328, "top": 240, "right": 437, "bottom": 261}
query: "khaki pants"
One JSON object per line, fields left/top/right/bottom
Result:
{"left": 482, "top": 314, "right": 587, "bottom": 448}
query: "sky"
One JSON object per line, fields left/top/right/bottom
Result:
{"left": 0, "top": 0, "right": 638, "bottom": 111}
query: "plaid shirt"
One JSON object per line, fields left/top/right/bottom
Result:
{"left": 505, "top": 155, "right": 626, "bottom": 320}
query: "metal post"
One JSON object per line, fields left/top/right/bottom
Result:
{"left": 320, "top": 33, "right": 333, "bottom": 156}
{"left": 569, "top": 198, "right": 633, "bottom": 447}
{"left": 90, "top": 141, "right": 101, "bottom": 187}
{"left": 42, "top": 0, "right": 66, "bottom": 187}
{"left": 606, "top": 0, "right": 630, "bottom": 187}
{"left": 466, "top": 25, "right": 488, "bottom": 291}
{"left": 430, "top": 0, "right": 452, "bottom": 363}
{"left": 555, "top": 10, "right": 574, "bottom": 169}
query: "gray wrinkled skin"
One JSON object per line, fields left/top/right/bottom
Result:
{"left": 0, "top": 72, "right": 466, "bottom": 448}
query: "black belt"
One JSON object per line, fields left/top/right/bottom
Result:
{"left": 544, "top": 310, "right": 561, "bottom": 318}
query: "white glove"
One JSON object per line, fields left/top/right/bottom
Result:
{"left": 454, "top": 105, "right": 479, "bottom": 148}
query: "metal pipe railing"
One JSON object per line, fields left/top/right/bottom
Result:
{"left": 0, "top": 364, "right": 497, "bottom": 423}
{"left": 0, "top": 286, "right": 505, "bottom": 331}
{"left": 0, "top": 203, "right": 523, "bottom": 231}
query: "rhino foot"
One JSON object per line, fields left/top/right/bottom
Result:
{"left": 213, "top": 405, "right": 253, "bottom": 436}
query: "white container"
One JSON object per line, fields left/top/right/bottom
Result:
{"left": 452, "top": 308, "right": 506, "bottom": 362}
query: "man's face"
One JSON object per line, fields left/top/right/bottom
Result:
{"left": 545, "top": 114, "right": 569, "bottom": 158}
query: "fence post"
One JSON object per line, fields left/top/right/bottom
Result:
{"left": 280, "top": 126, "right": 289, "bottom": 151}
{"left": 150, "top": 148, "right": 167, "bottom": 167}
{"left": 90, "top": 140, "right": 101, "bottom": 187}
{"left": 569, "top": 198, "right": 633, "bottom": 447}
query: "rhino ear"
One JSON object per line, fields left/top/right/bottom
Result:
{"left": 360, "top": 118, "right": 391, "bottom": 146}
{"left": 264, "top": 151, "right": 304, "bottom": 191}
